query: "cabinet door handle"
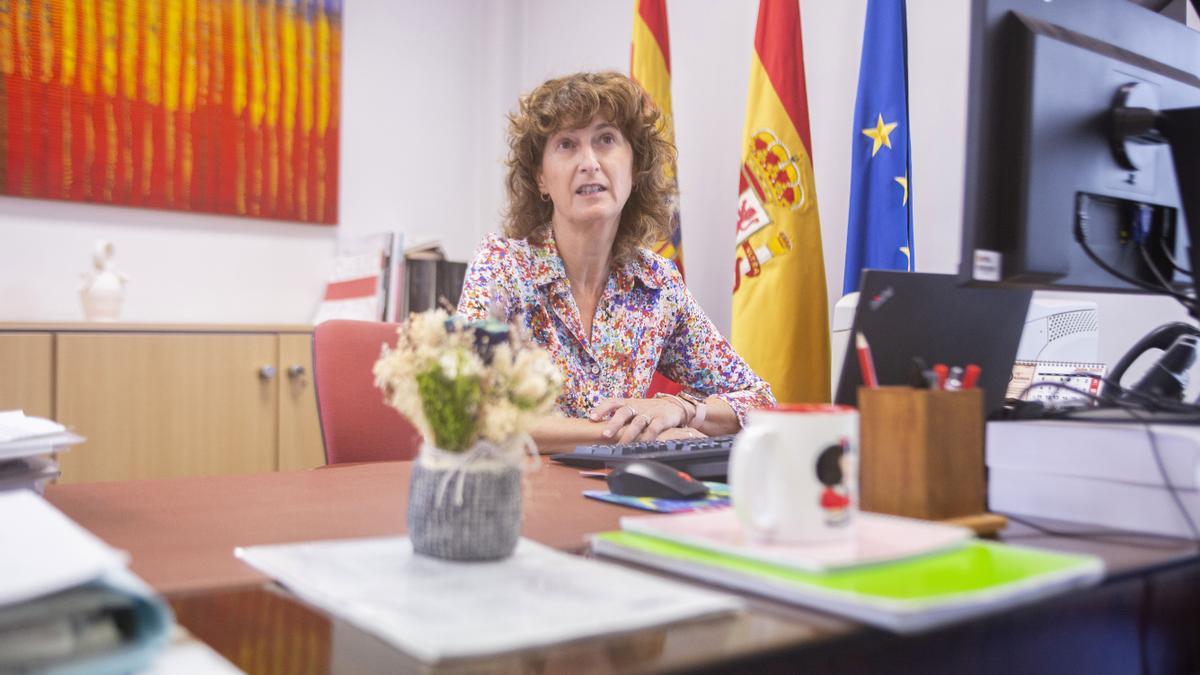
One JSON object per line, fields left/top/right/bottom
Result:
{"left": 287, "top": 365, "right": 306, "bottom": 379}
{"left": 258, "top": 365, "right": 277, "bottom": 380}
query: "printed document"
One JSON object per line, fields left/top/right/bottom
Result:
{"left": 237, "top": 536, "right": 741, "bottom": 662}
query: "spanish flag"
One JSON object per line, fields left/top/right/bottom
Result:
{"left": 630, "top": 0, "right": 683, "bottom": 276}
{"left": 732, "top": 0, "right": 831, "bottom": 403}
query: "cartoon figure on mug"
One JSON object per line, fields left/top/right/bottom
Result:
{"left": 816, "top": 439, "right": 853, "bottom": 527}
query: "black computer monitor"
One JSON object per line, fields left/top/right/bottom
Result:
{"left": 959, "top": 0, "right": 1200, "bottom": 301}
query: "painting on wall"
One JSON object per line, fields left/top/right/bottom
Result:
{"left": 0, "top": 0, "right": 341, "bottom": 224}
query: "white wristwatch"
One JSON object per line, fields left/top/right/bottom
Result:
{"left": 679, "top": 392, "right": 708, "bottom": 429}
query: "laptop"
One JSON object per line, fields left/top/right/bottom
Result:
{"left": 834, "top": 271, "right": 1032, "bottom": 419}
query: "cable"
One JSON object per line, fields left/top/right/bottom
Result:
{"left": 1015, "top": 379, "right": 1109, "bottom": 409}
{"left": 1158, "top": 236, "right": 1192, "bottom": 277}
{"left": 1123, "top": 405, "right": 1200, "bottom": 541}
{"left": 1077, "top": 233, "right": 1197, "bottom": 308}
{"left": 1073, "top": 198, "right": 1196, "bottom": 310}
{"left": 1139, "top": 243, "right": 1182, "bottom": 298}
{"left": 1019, "top": 377, "right": 1200, "bottom": 419}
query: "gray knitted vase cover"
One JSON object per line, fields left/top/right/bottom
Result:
{"left": 408, "top": 461, "right": 522, "bottom": 561}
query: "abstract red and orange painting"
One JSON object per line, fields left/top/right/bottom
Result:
{"left": 0, "top": 0, "right": 341, "bottom": 224}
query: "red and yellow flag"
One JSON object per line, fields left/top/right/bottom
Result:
{"left": 732, "top": 0, "right": 831, "bottom": 403}
{"left": 630, "top": 0, "right": 683, "bottom": 276}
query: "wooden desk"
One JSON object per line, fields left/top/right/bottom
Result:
{"left": 45, "top": 463, "right": 1200, "bottom": 674}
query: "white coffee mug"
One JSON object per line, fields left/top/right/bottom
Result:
{"left": 730, "top": 404, "right": 859, "bottom": 543}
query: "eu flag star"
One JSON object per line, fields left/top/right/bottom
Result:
{"left": 861, "top": 114, "right": 898, "bottom": 157}
{"left": 894, "top": 174, "right": 908, "bottom": 205}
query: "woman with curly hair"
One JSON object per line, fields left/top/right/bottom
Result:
{"left": 457, "top": 72, "right": 774, "bottom": 452}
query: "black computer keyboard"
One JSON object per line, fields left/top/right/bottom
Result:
{"left": 550, "top": 434, "right": 736, "bottom": 480}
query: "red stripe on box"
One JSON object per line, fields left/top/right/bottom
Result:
{"left": 323, "top": 276, "right": 378, "bottom": 301}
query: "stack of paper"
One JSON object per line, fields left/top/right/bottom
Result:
{"left": 237, "top": 536, "right": 741, "bottom": 663}
{"left": 988, "top": 419, "right": 1200, "bottom": 538}
{"left": 0, "top": 411, "right": 85, "bottom": 494}
{"left": 619, "top": 510, "right": 974, "bottom": 572}
{"left": 592, "top": 510, "right": 1104, "bottom": 633}
{"left": 0, "top": 492, "right": 171, "bottom": 673}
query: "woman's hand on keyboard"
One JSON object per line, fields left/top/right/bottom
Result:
{"left": 655, "top": 426, "right": 709, "bottom": 442}
{"left": 589, "top": 397, "right": 689, "bottom": 444}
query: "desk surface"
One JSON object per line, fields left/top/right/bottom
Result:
{"left": 45, "top": 462, "right": 1200, "bottom": 674}
{"left": 45, "top": 462, "right": 631, "bottom": 593}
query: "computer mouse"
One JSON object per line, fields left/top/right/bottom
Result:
{"left": 606, "top": 460, "right": 709, "bottom": 500}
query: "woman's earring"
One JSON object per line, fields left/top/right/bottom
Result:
{"left": 539, "top": 192, "right": 550, "bottom": 202}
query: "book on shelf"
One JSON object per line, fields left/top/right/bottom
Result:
{"left": 312, "top": 235, "right": 469, "bottom": 322}
{"left": 401, "top": 241, "right": 468, "bottom": 314}
{"left": 382, "top": 233, "right": 407, "bottom": 323}
{"left": 591, "top": 510, "right": 1104, "bottom": 633}
{"left": 313, "top": 232, "right": 404, "bottom": 325}
{"left": 404, "top": 239, "right": 445, "bottom": 261}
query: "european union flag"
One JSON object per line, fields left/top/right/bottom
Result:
{"left": 843, "top": 0, "right": 914, "bottom": 295}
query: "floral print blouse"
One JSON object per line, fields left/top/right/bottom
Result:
{"left": 456, "top": 234, "right": 775, "bottom": 425}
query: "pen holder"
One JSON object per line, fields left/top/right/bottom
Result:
{"left": 857, "top": 386, "right": 986, "bottom": 522}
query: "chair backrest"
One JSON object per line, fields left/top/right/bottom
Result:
{"left": 312, "top": 320, "right": 423, "bottom": 464}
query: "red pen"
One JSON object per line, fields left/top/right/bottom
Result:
{"left": 932, "top": 363, "right": 949, "bottom": 390}
{"left": 856, "top": 331, "right": 879, "bottom": 389}
{"left": 962, "top": 364, "right": 982, "bottom": 389}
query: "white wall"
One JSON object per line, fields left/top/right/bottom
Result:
{"left": 504, "top": 0, "right": 1194, "bottom": 372}
{"left": 0, "top": 0, "right": 488, "bottom": 323}
{"left": 0, "top": 0, "right": 1192, "bottom": 374}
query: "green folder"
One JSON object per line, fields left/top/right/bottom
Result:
{"left": 591, "top": 532, "right": 1103, "bottom": 633}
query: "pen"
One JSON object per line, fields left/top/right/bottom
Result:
{"left": 932, "top": 363, "right": 949, "bottom": 391}
{"left": 946, "top": 366, "right": 964, "bottom": 391}
{"left": 922, "top": 370, "right": 939, "bottom": 390}
{"left": 856, "top": 331, "right": 879, "bottom": 389}
{"left": 908, "top": 357, "right": 930, "bottom": 388}
{"left": 962, "top": 364, "right": 982, "bottom": 389}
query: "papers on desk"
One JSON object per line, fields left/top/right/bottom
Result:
{"left": 0, "top": 409, "right": 66, "bottom": 442}
{"left": 236, "top": 536, "right": 742, "bottom": 663}
{"left": 619, "top": 510, "right": 973, "bottom": 573}
{"left": 987, "top": 419, "right": 1200, "bottom": 538}
{"left": 0, "top": 491, "right": 128, "bottom": 606}
{"left": 0, "top": 492, "right": 172, "bottom": 673}
{"left": 0, "top": 411, "right": 83, "bottom": 494}
{"left": 592, "top": 530, "right": 1104, "bottom": 634}
{"left": 0, "top": 410, "right": 83, "bottom": 459}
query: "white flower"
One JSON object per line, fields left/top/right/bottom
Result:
{"left": 437, "top": 348, "right": 483, "bottom": 380}
{"left": 409, "top": 309, "right": 450, "bottom": 349}
{"left": 479, "top": 400, "right": 521, "bottom": 444}
{"left": 512, "top": 369, "right": 548, "bottom": 404}
{"left": 373, "top": 309, "right": 563, "bottom": 453}
{"left": 437, "top": 352, "right": 460, "bottom": 379}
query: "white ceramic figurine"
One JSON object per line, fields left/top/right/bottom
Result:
{"left": 80, "top": 241, "right": 129, "bottom": 322}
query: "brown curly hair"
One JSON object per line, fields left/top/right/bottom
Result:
{"left": 503, "top": 71, "right": 677, "bottom": 266}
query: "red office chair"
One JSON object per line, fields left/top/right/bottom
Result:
{"left": 312, "top": 320, "right": 424, "bottom": 464}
